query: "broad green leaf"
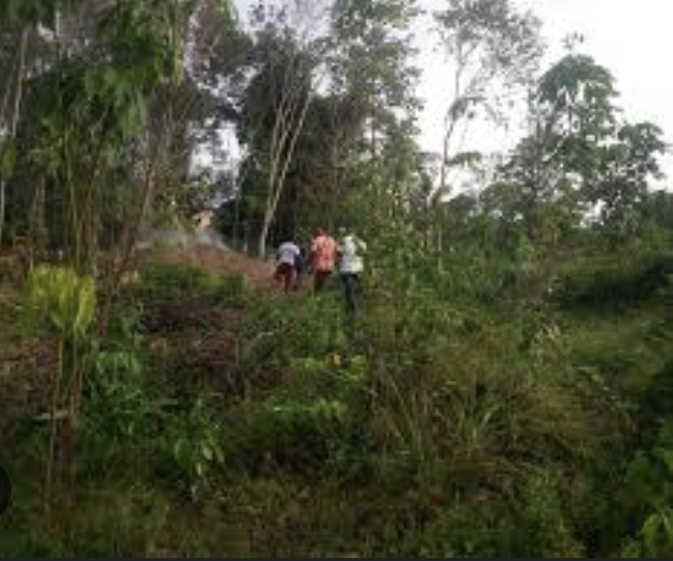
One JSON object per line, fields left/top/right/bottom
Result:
{"left": 642, "top": 513, "right": 662, "bottom": 549}
{"left": 662, "top": 450, "right": 673, "bottom": 476}
{"left": 201, "top": 443, "right": 213, "bottom": 462}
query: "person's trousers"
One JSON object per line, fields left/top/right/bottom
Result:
{"left": 341, "top": 273, "right": 361, "bottom": 313}
{"left": 275, "top": 263, "right": 295, "bottom": 292}
{"left": 314, "top": 270, "right": 332, "bottom": 293}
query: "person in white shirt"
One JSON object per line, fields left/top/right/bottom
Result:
{"left": 274, "top": 241, "right": 301, "bottom": 292}
{"left": 338, "top": 229, "right": 367, "bottom": 313}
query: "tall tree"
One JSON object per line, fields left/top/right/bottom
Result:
{"left": 0, "top": 0, "right": 66, "bottom": 246}
{"left": 435, "top": 0, "right": 543, "bottom": 194}
{"left": 330, "top": 0, "right": 420, "bottom": 159}
{"left": 238, "top": 1, "right": 329, "bottom": 257}
{"left": 327, "top": 0, "right": 422, "bottom": 232}
{"left": 494, "top": 53, "right": 666, "bottom": 245}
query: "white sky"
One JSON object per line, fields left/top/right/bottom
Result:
{"left": 417, "top": 0, "right": 673, "bottom": 182}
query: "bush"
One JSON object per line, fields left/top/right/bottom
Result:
{"left": 620, "top": 421, "right": 673, "bottom": 557}
{"left": 232, "top": 397, "right": 352, "bottom": 475}
{"left": 136, "top": 264, "right": 246, "bottom": 304}
{"left": 82, "top": 302, "right": 228, "bottom": 497}
{"left": 157, "top": 393, "right": 227, "bottom": 497}
{"left": 81, "top": 304, "right": 169, "bottom": 475}
{"left": 554, "top": 251, "right": 673, "bottom": 309}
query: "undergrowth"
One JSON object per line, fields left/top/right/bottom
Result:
{"left": 0, "top": 254, "right": 671, "bottom": 557}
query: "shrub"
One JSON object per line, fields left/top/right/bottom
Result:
{"left": 620, "top": 421, "right": 673, "bottom": 557}
{"left": 137, "top": 264, "right": 245, "bottom": 304}
{"left": 234, "top": 397, "right": 351, "bottom": 474}
{"left": 554, "top": 251, "right": 673, "bottom": 309}
{"left": 158, "top": 393, "right": 227, "bottom": 497}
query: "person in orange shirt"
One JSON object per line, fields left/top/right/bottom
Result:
{"left": 310, "top": 228, "right": 337, "bottom": 293}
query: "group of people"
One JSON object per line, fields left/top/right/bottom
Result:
{"left": 273, "top": 227, "right": 366, "bottom": 313}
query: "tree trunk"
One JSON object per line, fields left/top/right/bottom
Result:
{"left": 0, "top": 26, "right": 29, "bottom": 248}
{"left": 439, "top": 47, "right": 467, "bottom": 195}
{"left": 257, "top": 86, "right": 314, "bottom": 258}
{"left": 258, "top": 201, "right": 274, "bottom": 259}
{"left": 28, "top": 177, "right": 46, "bottom": 269}
{"left": 439, "top": 116, "right": 458, "bottom": 194}
{"left": 45, "top": 337, "right": 64, "bottom": 516}
{"left": 113, "top": 158, "right": 156, "bottom": 290}
{"left": 330, "top": 137, "right": 341, "bottom": 229}
{"left": 0, "top": 34, "right": 18, "bottom": 128}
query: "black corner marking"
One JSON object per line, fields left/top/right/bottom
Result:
{"left": 0, "top": 464, "right": 11, "bottom": 516}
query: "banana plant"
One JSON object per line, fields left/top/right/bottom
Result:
{"left": 22, "top": 264, "right": 95, "bottom": 514}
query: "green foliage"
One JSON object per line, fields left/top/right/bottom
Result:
{"left": 1, "top": 0, "right": 61, "bottom": 25}
{"left": 496, "top": 53, "right": 667, "bottom": 245}
{"left": 0, "top": 483, "right": 174, "bottom": 557}
{"left": 537, "top": 54, "right": 618, "bottom": 132}
{"left": 83, "top": 305, "right": 167, "bottom": 469}
{"left": 436, "top": 0, "right": 543, "bottom": 93}
{"left": 621, "top": 422, "right": 673, "bottom": 557}
{"left": 0, "top": 140, "right": 17, "bottom": 180}
{"left": 237, "top": 397, "right": 349, "bottom": 473}
{"left": 554, "top": 250, "right": 673, "bottom": 309}
{"left": 1, "top": 0, "right": 672, "bottom": 557}
{"left": 159, "top": 392, "right": 227, "bottom": 496}
{"left": 2, "top": 236, "right": 670, "bottom": 557}
{"left": 137, "top": 263, "right": 245, "bottom": 304}
{"left": 82, "top": 301, "right": 228, "bottom": 496}
{"left": 21, "top": 264, "right": 95, "bottom": 338}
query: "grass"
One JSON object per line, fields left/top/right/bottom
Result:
{"left": 561, "top": 301, "right": 671, "bottom": 395}
{"left": 0, "top": 257, "right": 670, "bottom": 557}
